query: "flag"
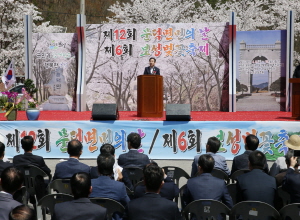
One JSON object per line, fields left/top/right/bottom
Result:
{"left": 2, "top": 60, "right": 16, "bottom": 89}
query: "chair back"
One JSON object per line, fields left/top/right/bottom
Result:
{"left": 123, "top": 167, "right": 143, "bottom": 186}
{"left": 90, "top": 197, "right": 125, "bottom": 220}
{"left": 230, "top": 169, "right": 250, "bottom": 183}
{"left": 279, "top": 203, "right": 300, "bottom": 220}
{"left": 179, "top": 184, "right": 187, "bottom": 210}
{"left": 226, "top": 183, "right": 237, "bottom": 205}
{"left": 48, "top": 179, "right": 72, "bottom": 195}
{"left": 37, "top": 193, "right": 74, "bottom": 220}
{"left": 211, "top": 168, "right": 230, "bottom": 184}
{"left": 162, "top": 166, "right": 190, "bottom": 186}
{"left": 230, "top": 201, "right": 280, "bottom": 220}
{"left": 277, "top": 186, "right": 290, "bottom": 206}
{"left": 182, "top": 199, "right": 230, "bottom": 220}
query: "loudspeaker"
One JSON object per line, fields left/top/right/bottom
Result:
{"left": 92, "top": 104, "right": 119, "bottom": 120}
{"left": 166, "top": 104, "right": 191, "bottom": 121}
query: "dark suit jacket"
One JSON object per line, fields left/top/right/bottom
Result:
{"left": 52, "top": 197, "right": 107, "bottom": 220}
{"left": 143, "top": 66, "right": 160, "bottom": 75}
{"left": 13, "top": 152, "right": 51, "bottom": 175}
{"left": 231, "top": 150, "right": 269, "bottom": 174}
{"left": 90, "top": 175, "right": 130, "bottom": 207}
{"left": 124, "top": 193, "right": 182, "bottom": 220}
{"left": 0, "top": 160, "right": 13, "bottom": 175}
{"left": 134, "top": 177, "right": 179, "bottom": 201}
{"left": 53, "top": 158, "right": 90, "bottom": 180}
{"left": 0, "top": 193, "right": 22, "bottom": 220}
{"left": 183, "top": 173, "right": 233, "bottom": 208}
{"left": 236, "top": 169, "right": 276, "bottom": 206}
{"left": 282, "top": 168, "right": 300, "bottom": 203}
{"left": 118, "top": 150, "right": 150, "bottom": 169}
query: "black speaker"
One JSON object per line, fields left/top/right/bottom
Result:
{"left": 166, "top": 104, "right": 191, "bottom": 121}
{"left": 92, "top": 104, "right": 119, "bottom": 120}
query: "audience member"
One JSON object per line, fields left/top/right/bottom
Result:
{"left": 90, "top": 154, "right": 130, "bottom": 207}
{"left": 52, "top": 172, "right": 107, "bottom": 220}
{"left": 134, "top": 162, "right": 179, "bottom": 201}
{"left": 0, "top": 142, "right": 13, "bottom": 175}
{"left": 231, "top": 134, "right": 269, "bottom": 174}
{"left": 0, "top": 167, "right": 24, "bottom": 220}
{"left": 236, "top": 150, "right": 277, "bottom": 207}
{"left": 124, "top": 164, "right": 182, "bottom": 220}
{"left": 53, "top": 140, "right": 90, "bottom": 180}
{"left": 118, "top": 133, "right": 150, "bottom": 168}
{"left": 9, "top": 205, "right": 35, "bottom": 220}
{"left": 270, "top": 134, "right": 300, "bottom": 176}
{"left": 183, "top": 154, "right": 232, "bottom": 208}
{"left": 191, "top": 137, "right": 230, "bottom": 177}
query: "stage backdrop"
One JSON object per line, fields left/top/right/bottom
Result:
{"left": 0, "top": 121, "right": 297, "bottom": 161}
{"left": 85, "top": 23, "right": 230, "bottom": 112}
{"left": 236, "top": 30, "right": 287, "bottom": 111}
{"left": 32, "top": 33, "right": 78, "bottom": 111}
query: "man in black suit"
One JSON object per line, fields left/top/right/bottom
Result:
{"left": 0, "top": 167, "right": 24, "bottom": 220}
{"left": 183, "top": 154, "right": 233, "bottom": 208}
{"left": 118, "top": 133, "right": 150, "bottom": 168}
{"left": 0, "top": 142, "right": 13, "bottom": 175}
{"left": 236, "top": 150, "right": 277, "bottom": 207}
{"left": 52, "top": 172, "right": 107, "bottom": 220}
{"left": 143, "top": 57, "right": 160, "bottom": 75}
{"left": 124, "top": 164, "right": 182, "bottom": 220}
{"left": 53, "top": 140, "right": 90, "bottom": 180}
{"left": 231, "top": 134, "right": 269, "bottom": 174}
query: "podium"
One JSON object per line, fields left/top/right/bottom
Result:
{"left": 137, "top": 75, "right": 163, "bottom": 117}
{"left": 289, "top": 78, "right": 300, "bottom": 119}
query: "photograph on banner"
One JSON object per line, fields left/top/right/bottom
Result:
{"left": 0, "top": 120, "right": 297, "bottom": 161}
{"left": 85, "top": 23, "right": 229, "bottom": 112}
{"left": 236, "top": 30, "right": 287, "bottom": 111}
{"left": 32, "top": 33, "right": 78, "bottom": 111}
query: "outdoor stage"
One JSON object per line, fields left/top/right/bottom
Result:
{"left": 0, "top": 111, "right": 298, "bottom": 161}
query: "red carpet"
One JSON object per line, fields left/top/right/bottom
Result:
{"left": 0, "top": 111, "right": 296, "bottom": 121}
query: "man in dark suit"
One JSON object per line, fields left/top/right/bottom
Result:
{"left": 118, "top": 132, "right": 150, "bottom": 169}
{"left": 52, "top": 172, "right": 107, "bottom": 220}
{"left": 0, "top": 167, "right": 24, "bottom": 220}
{"left": 231, "top": 134, "right": 269, "bottom": 175}
{"left": 236, "top": 150, "right": 277, "bottom": 207}
{"left": 191, "top": 137, "right": 230, "bottom": 177}
{"left": 143, "top": 57, "right": 160, "bottom": 75}
{"left": 0, "top": 142, "right": 13, "bottom": 175}
{"left": 90, "top": 154, "right": 130, "bottom": 207}
{"left": 53, "top": 140, "right": 90, "bottom": 180}
{"left": 124, "top": 164, "right": 182, "bottom": 220}
{"left": 183, "top": 154, "right": 233, "bottom": 208}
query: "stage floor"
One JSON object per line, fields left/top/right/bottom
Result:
{"left": 0, "top": 110, "right": 296, "bottom": 121}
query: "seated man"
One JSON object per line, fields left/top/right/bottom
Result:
{"left": 53, "top": 140, "right": 90, "bottom": 180}
{"left": 52, "top": 172, "right": 107, "bottom": 220}
{"left": 191, "top": 137, "right": 230, "bottom": 177}
{"left": 118, "top": 132, "right": 150, "bottom": 169}
{"left": 90, "top": 154, "right": 130, "bottom": 207}
{"left": 276, "top": 150, "right": 299, "bottom": 186}
{"left": 231, "top": 134, "right": 269, "bottom": 174}
{"left": 236, "top": 150, "right": 277, "bottom": 207}
{"left": 183, "top": 154, "right": 232, "bottom": 208}
{"left": 9, "top": 205, "right": 35, "bottom": 220}
{"left": 0, "top": 167, "right": 24, "bottom": 220}
{"left": 124, "top": 164, "right": 182, "bottom": 220}
{"left": 0, "top": 142, "right": 13, "bottom": 175}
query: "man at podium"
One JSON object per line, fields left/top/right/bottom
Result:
{"left": 143, "top": 57, "right": 160, "bottom": 75}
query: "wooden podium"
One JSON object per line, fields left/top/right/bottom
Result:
{"left": 289, "top": 78, "right": 300, "bottom": 119}
{"left": 137, "top": 75, "right": 163, "bottom": 117}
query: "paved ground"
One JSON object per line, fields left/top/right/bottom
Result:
{"left": 236, "top": 92, "right": 281, "bottom": 111}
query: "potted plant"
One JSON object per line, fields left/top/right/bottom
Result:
{"left": 23, "top": 79, "right": 40, "bottom": 120}
{"left": 1, "top": 91, "right": 22, "bottom": 120}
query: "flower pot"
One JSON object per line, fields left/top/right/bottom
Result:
{"left": 6, "top": 109, "right": 18, "bottom": 121}
{"left": 26, "top": 108, "right": 40, "bottom": 120}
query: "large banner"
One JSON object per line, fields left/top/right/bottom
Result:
{"left": 236, "top": 30, "right": 287, "bottom": 111}
{"left": 0, "top": 121, "right": 297, "bottom": 161}
{"left": 85, "top": 23, "right": 229, "bottom": 111}
{"left": 32, "top": 33, "right": 78, "bottom": 111}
